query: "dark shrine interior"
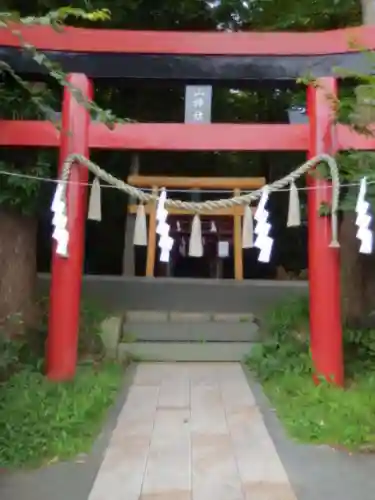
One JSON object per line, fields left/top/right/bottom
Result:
{"left": 26, "top": 77, "right": 309, "bottom": 280}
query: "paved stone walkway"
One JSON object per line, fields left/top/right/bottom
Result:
{"left": 88, "top": 362, "right": 297, "bottom": 500}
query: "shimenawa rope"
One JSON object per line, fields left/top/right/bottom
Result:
{"left": 59, "top": 153, "right": 340, "bottom": 247}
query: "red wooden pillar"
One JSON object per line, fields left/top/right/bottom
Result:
{"left": 47, "top": 74, "right": 92, "bottom": 381}
{"left": 307, "top": 78, "right": 344, "bottom": 386}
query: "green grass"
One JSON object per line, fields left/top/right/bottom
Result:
{"left": 247, "top": 295, "right": 375, "bottom": 452}
{"left": 262, "top": 371, "right": 375, "bottom": 452}
{"left": 0, "top": 361, "right": 123, "bottom": 469}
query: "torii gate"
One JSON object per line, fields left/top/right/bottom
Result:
{"left": 1, "top": 25, "right": 375, "bottom": 385}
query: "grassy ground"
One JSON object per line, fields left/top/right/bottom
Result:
{"left": 261, "top": 370, "right": 375, "bottom": 452}
{"left": 0, "top": 361, "right": 123, "bottom": 469}
{"left": 247, "top": 296, "right": 375, "bottom": 452}
{"left": 0, "top": 297, "right": 125, "bottom": 469}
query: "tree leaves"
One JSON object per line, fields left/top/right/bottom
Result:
{"left": 0, "top": 0, "right": 371, "bottom": 218}
{"left": 0, "top": 6, "right": 128, "bottom": 214}
{"left": 242, "top": 0, "right": 361, "bottom": 31}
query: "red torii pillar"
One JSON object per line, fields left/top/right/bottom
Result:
{"left": 47, "top": 74, "right": 92, "bottom": 381}
{"left": 307, "top": 77, "right": 344, "bottom": 386}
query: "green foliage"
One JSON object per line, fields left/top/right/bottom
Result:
{"left": 0, "top": 1, "right": 371, "bottom": 257}
{"left": 260, "top": 370, "right": 375, "bottom": 451}
{"left": 1, "top": 7, "right": 138, "bottom": 130}
{"left": 296, "top": 65, "right": 375, "bottom": 211}
{"left": 45, "top": 6, "right": 111, "bottom": 24}
{"left": 0, "top": 5, "right": 119, "bottom": 214}
{"left": 0, "top": 80, "right": 57, "bottom": 213}
{"left": 0, "top": 361, "right": 123, "bottom": 468}
{"left": 0, "top": 153, "right": 54, "bottom": 214}
{"left": 334, "top": 51, "right": 375, "bottom": 197}
{"left": 0, "top": 6, "right": 111, "bottom": 27}
{"left": 37, "top": 295, "right": 107, "bottom": 361}
{"left": 247, "top": 296, "right": 375, "bottom": 451}
{"left": 242, "top": 0, "right": 361, "bottom": 31}
{"left": 249, "top": 295, "right": 375, "bottom": 379}
{"left": 0, "top": 293, "right": 121, "bottom": 469}
{"left": 247, "top": 296, "right": 312, "bottom": 381}
{"left": 0, "top": 337, "right": 20, "bottom": 380}
{"left": 344, "top": 327, "right": 375, "bottom": 374}
{"left": 0, "top": 296, "right": 108, "bottom": 381}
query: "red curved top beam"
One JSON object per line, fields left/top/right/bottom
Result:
{"left": 0, "top": 24, "right": 373, "bottom": 55}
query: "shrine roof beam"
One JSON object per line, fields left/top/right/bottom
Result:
{"left": 1, "top": 25, "right": 375, "bottom": 55}
{"left": 1, "top": 48, "right": 368, "bottom": 80}
{"left": 0, "top": 26, "right": 374, "bottom": 80}
{"left": 0, "top": 121, "right": 374, "bottom": 151}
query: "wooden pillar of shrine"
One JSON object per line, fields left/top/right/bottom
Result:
{"left": 122, "top": 154, "right": 140, "bottom": 276}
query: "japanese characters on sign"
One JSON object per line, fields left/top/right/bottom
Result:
{"left": 185, "top": 86, "right": 212, "bottom": 123}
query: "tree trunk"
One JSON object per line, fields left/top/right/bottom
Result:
{"left": 340, "top": 0, "right": 375, "bottom": 326}
{"left": 341, "top": 209, "right": 375, "bottom": 327}
{"left": 0, "top": 209, "right": 39, "bottom": 336}
{"left": 340, "top": 212, "right": 364, "bottom": 325}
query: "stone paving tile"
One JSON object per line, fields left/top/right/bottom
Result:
{"left": 111, "top": 386, "right": 159, "bottom": 439}
{"left": 243, "top": 482, "right": 297, "bottom": 500}
{"left": 152, "top": 409, "right": 191, "bottom": 438}
{"left": 142, "top": 409, "right": 191, "bottom": 495}
{"left": 191, "top": 434, "right": 244, "bottom": 500}
{"left": 190, "top": 384, "right": 228, "bottom": 435}
{"left": 158, "top": 377, "right": 190, "bottom": 409}
{"left": 134, "top": 362, "right": 191, "bottom": 385}
{"left": 220, "top": 379, "right": 257, "bottom": 410}
{"left": 142, "top": 437, "right": 191, "bottom": 495}
{"left": 225, "top": 403, "right": 291, "bottom": 485}
{"left": 88, "top": 436, "right": 151, "bottom": 500}
{"left": 132, "top": 363, "right": 174, "bottom": 386}
{"left": 87, "top": 362, "right": 295, "bottom": 500}
{"left": 139, "top": 492, "right": 191, "bottom": 500}
{"left": 187, "top": 363, "right": 220, "bottom": 386}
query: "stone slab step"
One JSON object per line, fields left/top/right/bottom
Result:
{"left": 125, "top": 311, "right": 255, "bottom": 323}
{"left": 118, "top": 341, "right": 257, "bottom": 362}
{"left": 122, "top": 321, "right": 260, "bottom": 343}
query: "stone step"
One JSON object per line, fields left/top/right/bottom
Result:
{"left": 122, "top": 320, "right": 260, "bottom": 343}
{"left": 123, "top": 310, "right": 260, "bottom": 342}
{"left": 118, "top": 341, "right": 257, "bottom": 362}
{"left": 125, "top": 311, "right": 255, "bottom": 323}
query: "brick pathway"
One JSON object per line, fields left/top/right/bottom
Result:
{"left": 88, "top": 362, "right": 297, "bottom": 500}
